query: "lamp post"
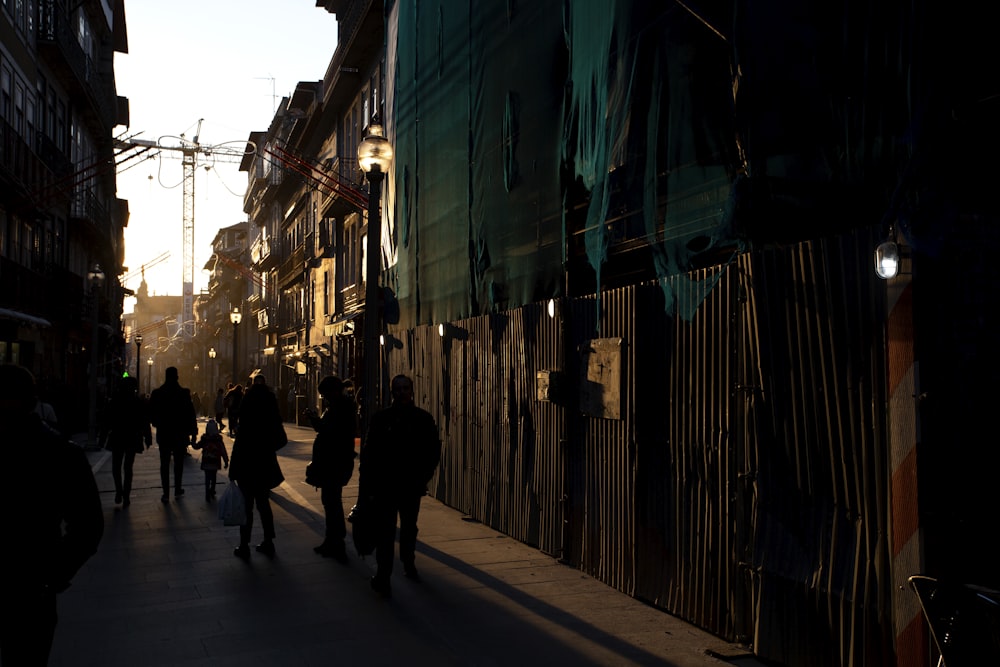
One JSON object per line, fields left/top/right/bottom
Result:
{"left": 87, "top": 263, "right": 105, "bottom": 449}
{"left": 230, "top": 307, "right": 242, "bottom": 384}
{"left": 146, "top": 357, "right": 154, "bottom": 395}
{"left": 134, "top": 333, "right": 143, "bottom": 392}
{"left": 358, "top": 120, "right": 393, "bottom": 442}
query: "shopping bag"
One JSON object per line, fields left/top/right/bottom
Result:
{"left": 347, "top": 497, "right": 376, "bottom": 557}
{"left": 218, "top": 483, "right": 247, "bottom": 526}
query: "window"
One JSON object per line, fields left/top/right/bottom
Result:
{"left": 362, "top": 84, "right": 370, "bottom": 129}
{"left": 14, "top": 81, "right": 24, "bottom": 135}
{"left": 1, "top": 66, "right": 10, "bottom": 123}
{"left": 323, "top": 271, "right": 329, "bottom": 317}
{"left": 56, "top": 100, "right": 66, "bottom": 151}
{"left": 25, "top": 93, "right": 34, "bottom": 145}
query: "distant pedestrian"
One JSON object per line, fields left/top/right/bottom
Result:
{"left": 149, "top": 366, "right": 198, "bottom": 503}
{"left": 193, "top": 419, "right": 229, "bottom": 501}
{"left": 214, "top": 387, "right": 226, "bottom": 429}
{"left": 228, "top": 374, "right": 286, "bottom": 559}
{"left": 360, "top": 374, "right": 441, "bottom": 597}
{"left": 225, "top": 383, "right": 243, "bottom": 436}
{"left": 287, "top": 386, "right": 296, "bottom": 423}
{"left": 105, "top": 376, "right": 152, "bottom": 506}
{"left": 304, "top": 375, "right": 357, "bottom": 562}
{"left": 191, "top": 391, "right": 202, "bottom": 418}
{"left": 0, "top": 364, "right": 103, "bottom": 665}
{"left": 33, "top": 394, "right": 60, "bottom": 434}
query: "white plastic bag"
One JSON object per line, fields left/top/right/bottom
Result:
{"left": 218, "top": 483, "right": 247, "bottom": 526}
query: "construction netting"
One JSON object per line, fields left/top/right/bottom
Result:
{"left": 382, "top": 0, "right": 922, "bottom": 328}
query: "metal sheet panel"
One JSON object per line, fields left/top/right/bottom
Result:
{"left": 383, "top": 228, "right": 894, "bottom": 667}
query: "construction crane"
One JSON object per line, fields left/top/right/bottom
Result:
{"left": 116, "top": 121, "right": 254, "bottom": 340}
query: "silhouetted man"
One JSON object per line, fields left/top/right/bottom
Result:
{"left": 149, "top": 366, "right": 198, "bottom": 502}
{"left": 360, "top": 374, "right": 441, "bottom": 597}
{"left": 0, "top": 364, "right": 103, "bottom": 664}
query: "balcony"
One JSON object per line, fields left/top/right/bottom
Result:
{"left": 35, "top": 131, "right": 73, "bottom": 181}
{"left": 255, "top": 306, "right": 277, "bottom": 333}
{"left": 322, "top": 0, "right": 382, "bottom": 108}
{"left": 250, "top": 235, "right": 272, "bottom": 265}
{"left": 36, "top": 1, "right": 119, "bottom": 131}
{"left": 277, "top": 244, "right": 305, "bottom": 288}
{"left": 0, "top": 121, "right": 55, "bottom": 203}
{"left": 70, "top": 187, "right": 112, "bottom": 240}
{"left": 319, "top": 156, "right": 367, "bottom": 218}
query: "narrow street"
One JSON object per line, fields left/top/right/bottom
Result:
{"left": 49, "top": 419, "right": 767, "bottom": 667}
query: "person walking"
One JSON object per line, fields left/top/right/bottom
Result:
{"left": 228, "top": 374, "right": 286, "bottom": 559}
{"left": 149, "top": 366, "right": 199, "bottom": 503}
{"left": 193, "top": 419, "right": 229, "bottom": 501}
{"left": 104, "top": 376, "right": 152, "bottom": 506}
{"left": 33, "top": 390, "right": 60, "bottom": 434}
{"left": 214, "top": 387, "right": 226, "bottom": 430}
{"left": 304, "top": 375, "right": 357, "bottom": 562}
{"left": 360, "top": 374, "right": 441, "bottom": 597}
{"left": 225, "top": 382, "right": 243, "bottom": 436}
{"left": 0, "top": 364, "right": 103, "bottom": 665}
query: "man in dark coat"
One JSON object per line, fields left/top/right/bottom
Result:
{"left": 305, "top": 375, "right": 357, "bottom": 562}
{"left": 360, "top": 374, "right": 441, "bottom": 597}
{"left": 148, "top": 366, "right": 198, "bottom": 502}
{"left": 105, "top": 376, "right": 152, "bottom": 506}
{"left": 228, "top": 374, "right": 286, "bottom": 559}
{"left": 0, "top": 364, "right": 103, "bottom": 664}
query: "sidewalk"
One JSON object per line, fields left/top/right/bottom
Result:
{"left": 50, "top": 420, "right": 769, "bottom": 667}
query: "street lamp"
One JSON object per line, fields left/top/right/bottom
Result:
{"left": 87, "top": 263, "right": 105, "bottom": 449}
{"left": 146, "top": 357, "right": 154, "bottom": 395}
{"left": 358, "top": 120, "right": 393, "bottom": 443}
{"left": 208, "top": 347, "right": 217, "bottom": 396}
{"left": 134, "top": 333, "right": 143, "bottom": 392}
{"left": 230, "top": 307, "right": 242, "bottom": 384}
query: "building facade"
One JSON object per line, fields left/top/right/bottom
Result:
{"left": 1, "top": 0, "right": 128, "bottom": 433}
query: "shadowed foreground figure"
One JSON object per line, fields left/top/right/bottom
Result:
{"left": 0, "top": 364, "right": 103, "bottom": 665}
{"left": 360, "top": 374, "right": 441, "bottom": 598}
{"left": 305, "top": 375, "right": 357, "bottom": 562}
{"left": 229, "top": 374, "right": 286, "bottom": 559}
{"left": 148, "top": 366, "right": 198, "bottom": 502}
{"left": 105, "top": 376, "right": 152, "bottom": 506}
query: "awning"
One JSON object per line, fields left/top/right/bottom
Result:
{"left": 324, "top": 311, "right": 360, "bottom": 337}
{"left": 0, "top": 308, "right": 52, "bottom": 328}
{"left": 308, "top": 343, "right": 331, "bottom": 358}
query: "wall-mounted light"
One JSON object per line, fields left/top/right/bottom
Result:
{"left": 437, "top": 322, "right": 470, "bottom": 341}
{"left": 547, "top": 298, "right": 558, "bottom": 319}
{"left": 874, "top": 226, "right": 899, "bottom": 279}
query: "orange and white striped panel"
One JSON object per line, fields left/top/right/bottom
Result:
{"left": 887, "top": 250, "right": 928, "bottom": 667}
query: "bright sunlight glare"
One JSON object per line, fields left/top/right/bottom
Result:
{"left": 115, "top": 1, "right": 337, "bottom": 312}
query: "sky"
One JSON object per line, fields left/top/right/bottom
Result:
{"left": 114, "top": 1, "right": 338, "bottom": 311}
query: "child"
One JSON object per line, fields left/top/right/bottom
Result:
{"left": 193, "top": 419, "right": 229, "bottom": 501}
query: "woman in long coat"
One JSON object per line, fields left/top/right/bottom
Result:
{"left": 105, "top": 376, "right": 152, "bottom": 506}
{"left": 305, "top": 375, "right": 357, "bottom": 561}
{"left": 228, "top": 375, "right": 286, "bottom": 559}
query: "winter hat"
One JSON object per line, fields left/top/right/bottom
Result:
{"left": 318, "top": 375, "right": 343, "bottom": 396}
{"left": 206, "top": 419, "right": 220, "bottom": 436}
